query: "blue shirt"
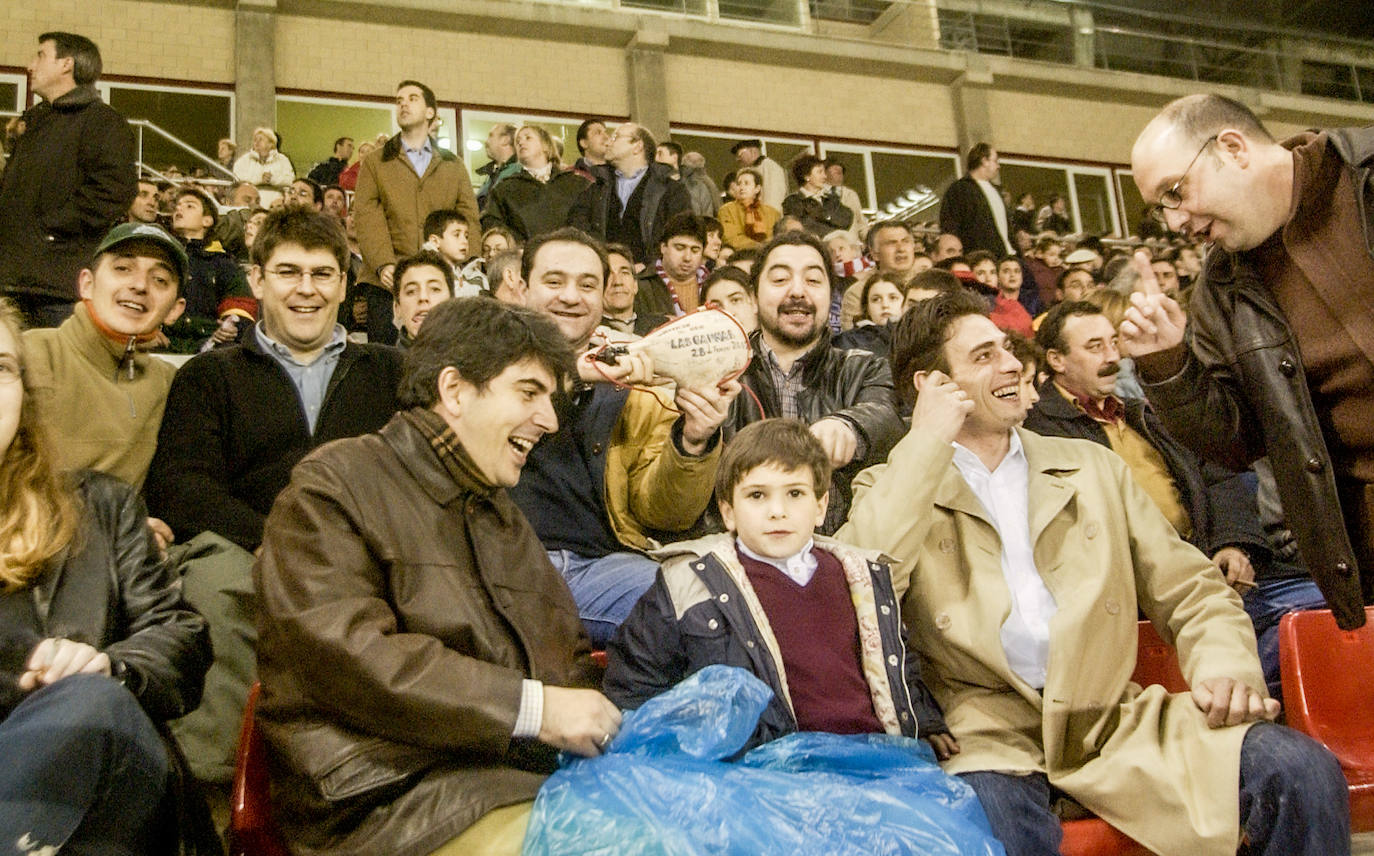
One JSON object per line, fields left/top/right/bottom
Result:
{"left": 615, "top": 166, "right": 647, "bottom": 211}
{"left": 254, "top": 323, "right": 347, "bottom": 435}
{"left": 403, "top": 138, "right": 434, "bottom": 177}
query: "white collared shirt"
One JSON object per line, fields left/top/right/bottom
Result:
{"left": 975, "top": 178, "right": 1015, "bottom": 254}
{"left": 737, "top": 537, "right": 819, "bottom": 587}
{"left": 951, "top": 432, "right": 1057, "bottom": 689}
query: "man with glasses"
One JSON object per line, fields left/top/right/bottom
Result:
{"left": 146, "top": 207, "right": 404, "bottom": 786}
{"left": 1125, "top": 93, "right": 1374, "bottom": 630}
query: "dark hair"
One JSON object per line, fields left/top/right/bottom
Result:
{"left": 39, "top": 32, "right": 101, "bottom": 86}
{"left": 397, "top": 79, "right": 437, "bottom": 112}
{"left": 790, "top": 153, "right": 825, "bottom": 187}
{"left": 823, "top": 158, "right": 845, "bottom": 178}
{"left": 175, "top": 187, "right": 219, "bottom": 228}
{"left": 657, "top": 140, "right": 683, "bottom": 161}
{"left": 398, "top": 298, "right": 575, "bottom": 408}
{"left": 250, "top": 206, "right": 350, "bottom": 270}
{"left": 604, "top": 242, "right": 635, "bottom": 264}
{"left": 965, "top": 142, "right": 994, "bottom": 173}
{"left": 520, "top": 226, "right": 609, "bottom": 287}
{"left": 1159, "top": 93, "right": 1274, "bottom": 146}
{"left": 333, "top": 136, "right": 353, "bottom": 152}
{"left": 481, "top": 225, "right": 520, "bottom": 251}
{"left": 965, "top": 249, "right": 996, "bottom": 269}
{"left": 700, "top": 216, "right": 722, "bottom": 237}
{"left": 1007, "top": 332, "right": 1044, "bottom": 380}
{"left": 292, "top": 177, "right": 323, "bottom": 205}
{"left": 700, "top": 264, "right": 750, "bottom": 305}
{"left": 859, "top": 272, "right": 906, "bottom": 319}
{"left": 904, "top": 269, "right": 961, "bottom": 298}
{"left": 715, "top": 419, "right": 832, "bottom": 504}
{"left": 423, "top": 209, "right": 467, "bottom": 242}
{"left": 575, "top": 118, "right": 604, "bottom": 155}
{"left": 728, "top": 247, "right": 761, "bottom": 269}
{"left": 659, "top": 212, "right": 706, "bottom": 247}
{"left": 748, "top": 230, "right": 833, "bottom": 297}
{"left": 932, "top": 256, "right": 967, "bottom": 271}
{"left": 393, "top": 249, "right": 455, "bottom": 298}
{"left": 1034, "top": 300, "right": 1104, "bottom": 365}
{"left": 889, "top": 288, "right": 989, "bottom": 408}
{"left": 323, "top": 184, "right": 345, "bottom": 202}
{"left": 1055, "top": 266, "right": 1095, "bottom": 295}
{"left": 866, "top": 221, "right": 914, "bottom": 253}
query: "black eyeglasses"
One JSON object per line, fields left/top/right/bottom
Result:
{"left": 1149, "top": 135, "right": 1217, "bottom": 224}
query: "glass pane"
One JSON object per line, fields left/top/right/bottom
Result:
{"left": 275, "top": 99, "right": 393, "bottom": 184}
{"left": 108, "top": 87, "right": 232, "bottom": 176}
{"left": 462, "top": 115, "right": 591, "bottom": 187}
{"left": 764, "top": 141, "right": 813, "bottom": 194}
{"left": 0, "top": 82, "right": 18, "bottom": 113}
{"left": 819, "top": 148, "right": 870, "bottom": 209}
{"left": 1072, "top": 172, "right": 1113, "bottom": 236}
{"left": 667, "top": 132, "right": 736, "bottom": 204}
{"left": 1116, "top": 170, "right": 1148, "bottom": 238}
{"left": 997, "top": 163, "right": 1070, "bottom": 233}
{"left": 719, "top": 0, "right": 801, "bottom": 27}
{"left": 870, "top": 152, "right": 957, "bottom": 223}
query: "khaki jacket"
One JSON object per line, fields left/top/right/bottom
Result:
{"left": 352, "top": 135, "right": 480, "bottom": 285}
{"left": 837, "top": 428, "right": 1265, "bottom": 856}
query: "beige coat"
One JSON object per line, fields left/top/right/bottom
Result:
{"left": 352, "top": 135, "right": 480, "bottom": 287}
{"left": 836, "top": 428, "right": 1265, "bottom": 856}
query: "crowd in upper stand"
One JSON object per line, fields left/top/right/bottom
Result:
{"left": 0, "top": 28, "right": 1367, "bottom": 856}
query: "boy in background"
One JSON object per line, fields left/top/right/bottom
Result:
{"left": 422, "top": 209, "right": 484, "bottom": 297}
{"left": 605, "top": 418, "right": 955, "bottom": 758}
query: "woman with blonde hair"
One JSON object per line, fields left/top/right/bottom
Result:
{"left": 718, "top": 167, "right": 781, "bottom": 251}
{"left": 0, "top": 301, "right": 212, "bottom": 853}
{"left": 480, "top": 124, "right": 590, "bottom": 242}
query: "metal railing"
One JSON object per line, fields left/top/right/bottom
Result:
{"left": 1094, "top": 25, "right": 1284, "bottom": 91}
{"left": 131, "top": 119, "right": 235, "bottom": 187}
{"left": 936, "top": 8, "right": 1074, "bottom": 64}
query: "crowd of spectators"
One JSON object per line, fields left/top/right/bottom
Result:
{"left": 0, "top": 28, "right": 1367, "bottom": 856}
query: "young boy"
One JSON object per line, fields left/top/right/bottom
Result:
{"left": 391, "top": 249, "right": 455, "bottom": 349}
{"left": 604, "top": 419, "right": 956, "bottom": 759}
{"left": 421, "top": 209, "right": 484, "bottom": 297}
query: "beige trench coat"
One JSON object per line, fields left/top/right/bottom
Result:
{"left": 837, "top": 427, "right": 1265, "bottom": 856}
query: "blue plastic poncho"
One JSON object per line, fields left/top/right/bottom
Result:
{"left": 523, "top": 665, "right": 1005, "bottom": 855}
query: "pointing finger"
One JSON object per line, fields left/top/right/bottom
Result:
{"left": 1132, "top": 250, "right": 1162, "bottom": 297}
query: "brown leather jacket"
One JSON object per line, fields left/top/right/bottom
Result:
{"left": 1140, "top": 127, "right": 1374, "bottom": 630}
{"left": 254, "top": 411, "right": 600, "bottom": 856}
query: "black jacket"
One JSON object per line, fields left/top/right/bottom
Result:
{"left": 726, "top": 329, "right": 903, "bottom": 532}
{"left": 939, "top": 175, "right": 1008, "bottom": 257}
{"left": 306, "top": 156, "right": 348, "bottom": 188}
{"left": 1139, "top": 126, "right": 1374, "bottom": 630}
{"left": 1022, "top": 382, "right": 1269, "bottom": 560}
{"left": 604, "top": 535, "right": 946, "bottom": 756}
{"left": 781, "top": 189, "right": 853, "bottom": 237}
{"left": 567, "top": 162, "right": 692, "bottom": 266}
{"left": 146, "top": 334, "right": 403, "bottom": 551}
{"left": 0, "top": 471, "right": 209, "bottom": 722}
{"left": 480, "top": 167, "right": 591, "bottom": 242}
{"left": 0, "top": 86, "right": 136, "bottom": 301}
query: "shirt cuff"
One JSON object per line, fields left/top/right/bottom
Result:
{"left": 512, "top": 679, "right": 544, "bottom": 739}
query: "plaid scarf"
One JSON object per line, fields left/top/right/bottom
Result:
{"left": 742, "top": 201, "right": 770, "bottom": 242}
{"left": 402, "top": 407, "right": 496, "bottom": 495}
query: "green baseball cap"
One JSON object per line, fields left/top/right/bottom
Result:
{"left": 93, "top": 222, "right": 190, "bottom": 285}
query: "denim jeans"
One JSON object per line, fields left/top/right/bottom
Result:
{"left": 546, "top": 549, "right": 660, "bottom": 648}
{"left": 1241, "top": 577, "right": 1328, "bottom": 701}
{"left": 959, "top": 722, "right": 1349, "bottom": 856}
{"left": 0, "top": 674, "right": 169, "bottom": 855}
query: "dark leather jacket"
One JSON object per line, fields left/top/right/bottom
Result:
{"left": 255, "top": 412, "right": 600, "bottom": 856}
{"left": 726, "top": 329, "right": 903, "bottom": 532}
{"left": 1, "top": 470, "right": 210, "bottom": 721}
{"left": 1140, "top": 126, "right": 1374, "bottom": 630}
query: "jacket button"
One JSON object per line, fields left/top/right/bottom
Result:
{"left": 900, "top": 711, "right": 910, "bottom": 721}
{"left": 1279, "top": 358, "right": 1297, "bottom": 377}
{"left": 718, "top": 593, "right": 730, "bottom": 603}
{"left": 708, "top": 618, "right": 719, "bottom": 630}
{"left": 1336, "top": 561, "right": 1353, "bottom": 576}
{"left": 880, "top": 604, "right": 891, "bottom": 616}
{"left": 1105, "top": 598, "right": 1121, "bottom": 615}
{"left": 1306, "top": 457, "right": 1324, "bottom": 473}
{"left": 887, "top": 654, "right": 899, "bottom": 666}
{"left": 935, "top": 613, "right": 952, "bottom": 630}
{"left": 591, "top": 443, "right": 603, "bottom": 455}
{"left": 746, "top": 640, "right": 755, "bottom": 648}
{"left": 938, "top": 538, "right": 955, "bottom": 554}
{"left": 1084, "top": 522, "right": 1100, "bottom": 539}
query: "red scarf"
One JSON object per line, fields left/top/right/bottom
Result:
{"left": 741, "top": 201, "right": 769, "bottom": 242}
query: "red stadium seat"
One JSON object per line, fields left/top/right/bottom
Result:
{"left": 1279, "top": 606, "right": 1374, "bottom": 832}
{"left": 228, "top": 682, "right": 290, "bottom": 856}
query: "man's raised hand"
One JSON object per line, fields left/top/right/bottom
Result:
{"left": 911, "top": 370, "right": 973, "bottom": 443}
{"left": 1118, "top": 249, "right": 1188, "bottom": 359}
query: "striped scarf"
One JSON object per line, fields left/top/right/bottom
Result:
{"left": 402, "top": 407, "right": 496, "bottom": 494}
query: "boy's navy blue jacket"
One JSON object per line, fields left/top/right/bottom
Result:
{"left": 604, "top": 533, "right": 948, "bottom": 755}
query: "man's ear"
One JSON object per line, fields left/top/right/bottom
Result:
{"left": 76, "top": 268, "right": 95, "bottom": 302}
{"left": 813, "top": 491, "right": 830, "bottom": 529}
{"left": 1217, "top": 128, "right": 1250, "bottom": 168}
{"left": 248, "top": 265, "right": 265, "bottom": 300}
{"left": 718, "top": 499, "right": 736, "bottom": 533}
{"left": 436, "top": 365, "right": 465, "bottom": 418}
{"left": 163, "top": 298, "right": 186, "bottom": 326}
{"left": 911, "top": 369, "right": 930, "bottom": 395}
{"left": 1045, "top": 348, "right": 1067, "bottom": 375}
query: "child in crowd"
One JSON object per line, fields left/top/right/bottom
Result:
{"left": 421, "top": 209, "right": 484, "bottom": 297}
{"left": 604, "top": 419, "right": 956, "bottom": 759}
{"left": 391, "top": 249, "right": 455, "bottom": 349}
{"left": 834, "top": 272, "right": 903, "bottom": 358}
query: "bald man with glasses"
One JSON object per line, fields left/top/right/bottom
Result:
{"left": 1122, "top": 92, "right": 1374, "bottom": 631}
